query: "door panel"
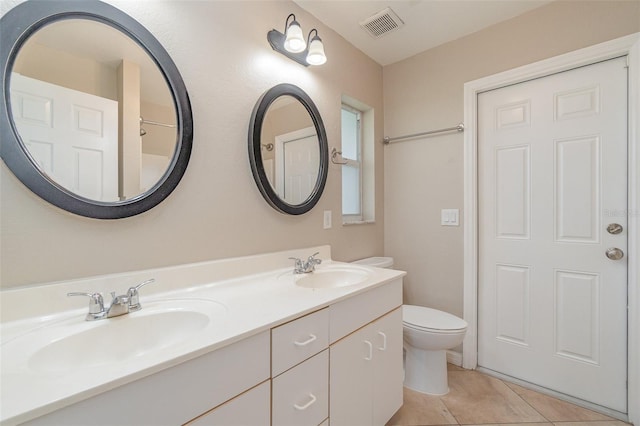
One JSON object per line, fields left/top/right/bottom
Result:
{"left": 10, "top": 73, "right": 119, "bottom": 201}
{"left": 478, "top": 57, "right": 628, "bottom": 413}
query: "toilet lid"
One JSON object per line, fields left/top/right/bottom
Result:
{"left": 403, "top": 305, "right": 468, "bottom": 331}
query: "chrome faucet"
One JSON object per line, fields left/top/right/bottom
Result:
{"left": 290, "top": 252, "right": 322, "bottom": 274}
{"left": 68, "top": 278, "right": 155, "bottom": 321}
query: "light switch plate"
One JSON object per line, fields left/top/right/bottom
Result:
{"left": 323, "top": 210, "right": 332, "bottom": 229}
{"left": 441, "top": 209, "right": 460, "bottom": 226}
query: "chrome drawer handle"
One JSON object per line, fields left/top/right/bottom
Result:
{"left": 293, "top": 334, "right": 317, "bottom": 347}
{"left": 294, "top": 393, "right": 317, "bottom": 410}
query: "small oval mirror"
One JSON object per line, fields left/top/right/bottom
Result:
{"left": 248, "top": 84, "right": 328, "bottom": 215}
{"left": 0, "top": 1, "right": 193, "bottom": 219}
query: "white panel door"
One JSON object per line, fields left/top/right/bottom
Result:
{"left": 10, "top": 73, "right": 119, "bottom": 201}
{"left": 275, "top": 127, "right": 319, "bottom": 204}
{"left": 478, "top": 57, "right": 628, "bottom": 412}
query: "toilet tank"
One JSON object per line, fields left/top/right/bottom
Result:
{"left": 351, "top": 257, "right": 394, "bottom": 269}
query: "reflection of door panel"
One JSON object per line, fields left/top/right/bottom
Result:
{"left": 10, "top": 73, "right": 118, "bottom": 201}
{"left": 275, "top": 126, "right": 319, "bottom": 204}
{"left": 478, "top": 57, "right": 627, "bottom": 412}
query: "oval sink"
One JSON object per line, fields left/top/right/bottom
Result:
{"left": 3, "top": 299, "right": 227, "bottom": 374}
{"left": 292, "top": 265, "right": 372, "bottom": 289}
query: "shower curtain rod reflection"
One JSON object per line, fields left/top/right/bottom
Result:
{"left": 139, "top": 116, "right": 177, "bottom": 129}
{"left": 383, "top": 122, "right": 464, "bottom": 144}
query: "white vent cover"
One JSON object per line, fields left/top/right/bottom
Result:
{"left": 359, "top": 7, "right": 404, "bottom": 38}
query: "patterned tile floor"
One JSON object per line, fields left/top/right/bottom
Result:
{"left": 387, "top": 365, "right": 629, "bottom": 426}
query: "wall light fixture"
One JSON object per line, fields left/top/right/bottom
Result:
{"left": 267, "top": 14, "right": 327, "bottom": 67}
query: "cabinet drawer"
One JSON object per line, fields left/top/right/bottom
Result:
{"left": 272, "top": 308, "right": 328, "bottom": 376}
{"left": 272, "top": 350, "right": 328, "bottom": 426}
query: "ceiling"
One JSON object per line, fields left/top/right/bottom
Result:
{"left": 294, "top": 0, "right": 553, "bottom": 66}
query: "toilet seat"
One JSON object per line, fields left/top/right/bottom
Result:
{"left": 403, "top": 305, "right": 467, "bottom": 333}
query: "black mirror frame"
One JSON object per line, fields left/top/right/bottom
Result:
{"left": 248, "top": 84, "right": 328, "bottom": 215}
{"left": 0, "top": 0, "right": 193, "bottom": 219}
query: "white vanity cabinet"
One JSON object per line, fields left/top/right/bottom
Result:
{"left": 329, "top": 279, "right": 404, "bottom": 426}
{"left": 12, "top": 271, "right": 404, "bottom": 426}
{"left": 22, "top": 331, "right": 271, "bottom": 426}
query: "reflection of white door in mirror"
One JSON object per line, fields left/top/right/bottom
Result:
{"left": 275, "top": 126, "right": 319, "bottom": 204}
{"left": 10, "top": 73, "right": 118, "bottom": 201}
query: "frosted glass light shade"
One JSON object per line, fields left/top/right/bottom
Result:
{"left": 306, "top": 37, "right": 326, "bottom": 65}
{"left": 284, "top": 21, "right": 306, "bottom": 53}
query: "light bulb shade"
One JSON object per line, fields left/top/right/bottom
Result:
{"left": 306, "top": 36, "right": 326, "bottom": 65}
{"left": 284, "top": 20, "right": 306, "bottom": 53}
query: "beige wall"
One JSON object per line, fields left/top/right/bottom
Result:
{"left": 0, "top": 0, "right": 385, "bottom": 288}
{"left": 383, "top": 0, "right": 640, "bottom": 317}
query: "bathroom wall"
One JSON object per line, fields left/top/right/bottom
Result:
{"left": 0, "top": 0, "right": 385, "bottom": 288}
{"left": 383, "top": 0, "right": 640, "bottom": 317}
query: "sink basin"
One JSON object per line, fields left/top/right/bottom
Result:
{"left": 2, "top": 299, "right": 227, "bottom": 374}
{"left": 288, "top": 265, "right": 372, "bottom": 289}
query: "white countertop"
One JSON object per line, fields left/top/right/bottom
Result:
{"left": 0, "top": 246, "right": 405, "bottom": 425}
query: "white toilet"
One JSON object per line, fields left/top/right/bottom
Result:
{"left": 352, "top": 257, "right": 468, "bottom": 395}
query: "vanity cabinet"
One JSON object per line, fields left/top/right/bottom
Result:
{"left": 329, "top": 308, "right": 403, "bottom": 426}
{"left": 23, "top": 331, "right": 271, "bottom": 426}
{"left": 17, "top": 278, "right": 403, "bottom": 426}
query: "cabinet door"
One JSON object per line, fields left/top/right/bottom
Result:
{"left": 372, "top": 308, "right": 403, "bottom": 425}
{"left": 329, "top": 325, "right": 374, "bottom": 426}
{"left": 186, "top": 381, "right": 270, "bottom": 426}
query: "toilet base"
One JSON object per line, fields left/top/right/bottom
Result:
{"left": 403, "top": 345, "right": 449, "bottom": 395}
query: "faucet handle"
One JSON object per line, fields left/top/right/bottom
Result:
{"left": 67, "top": 292, "right": 105, "bottom": 320}
{"left": 127, "top": 278, "right": 155, "bottom": 312}
{"left": 307, "top": 252, "right": 321, "bottom": 263}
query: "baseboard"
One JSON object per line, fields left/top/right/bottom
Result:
{"left": 446, "top": 350, "right": 463, "bottom": 367}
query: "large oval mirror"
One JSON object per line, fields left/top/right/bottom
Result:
{"left": 248, "top": 84, "right": 328, "bottom": 215}
{"left": 0, "top": 1, "right": 193, "bottom": 219}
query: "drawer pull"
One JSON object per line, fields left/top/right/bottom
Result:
{"left": 293, "top": 334, "right": 317, "bottom": 347}
{"left": 294, "top": 393, "right": 317, "bottom": 410}
{"left": 364, "top": 340, "right": 373, "bottom": 361}
{"left": 378, "top": 331, "right": 387, "bottom": 351}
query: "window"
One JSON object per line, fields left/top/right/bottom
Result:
{"left": 341, "top": 95, "right": 374, "bottom": 224}
{"left": 341, "top": 105, "right": 362, "bottom": 221}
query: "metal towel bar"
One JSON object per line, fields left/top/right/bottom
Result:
{"left": 383, "top": 122, "right": 464, "bottom": 144}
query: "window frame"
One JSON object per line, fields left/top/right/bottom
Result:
{"left": 341, "top": 104, "right": 363, "bottom": 222}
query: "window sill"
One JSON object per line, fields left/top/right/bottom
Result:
{"left": 342, "top": 219, "right": 376, "bottom": 226}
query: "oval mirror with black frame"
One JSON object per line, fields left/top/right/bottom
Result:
{"left": 248, "top": 84, "right": 328, "bottom": 215}
{"left": 0, "top": 0, "right": 193, "bottom": 219}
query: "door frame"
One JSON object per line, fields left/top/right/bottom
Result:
{"left": 463, "top": 33, "right": 639, "bottom": 422}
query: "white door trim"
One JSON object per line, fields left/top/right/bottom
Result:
{"left": 463, "top": 33, "right": 640, "bottom": 422}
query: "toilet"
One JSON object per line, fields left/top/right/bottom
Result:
{"left": 352, "top": 257, "right": 467, "bottom": 395}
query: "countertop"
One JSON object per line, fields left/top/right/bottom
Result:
{"left": 0, "top": 246, "right": 405, "bottom": 425}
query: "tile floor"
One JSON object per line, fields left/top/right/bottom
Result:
{"left": 387, "top": 365, "right": 629, "bottom": 426}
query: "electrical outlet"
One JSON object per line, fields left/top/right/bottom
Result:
{"left": 323, "top": 210, "right": 332, "bottom": 229}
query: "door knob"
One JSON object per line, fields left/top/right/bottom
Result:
{"left": 606, "top": 223, "right": 623, "bottom": 235}
{"left": 605, "top": 247, "right": 624, "bottom": 260}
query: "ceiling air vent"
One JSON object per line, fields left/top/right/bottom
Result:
{"left": 359, "top": 7, "right": 404, "bottom": 39}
